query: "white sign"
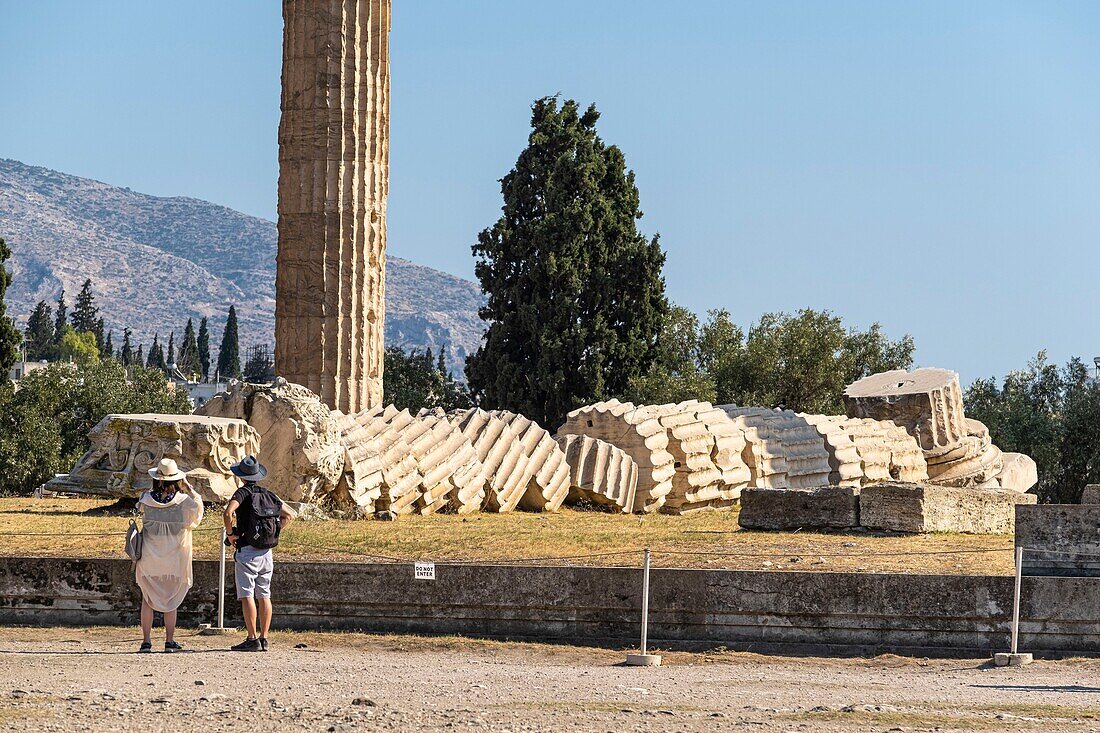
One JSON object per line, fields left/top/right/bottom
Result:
{"left": 414, "top": 562, "right": 436, "bottom": 581}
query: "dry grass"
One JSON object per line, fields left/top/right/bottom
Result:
{"left": 0, "top": 497, "right": 1014, "bottom": 574}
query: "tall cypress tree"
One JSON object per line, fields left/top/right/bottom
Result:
{"left": 120, "top": 328, "right": 134, "bottom": 366}
{"left": 166, "top": 332, "right": 175, "bottom": 368}
{"left": 178, "top": 318, "right": 199, "bottom": 376}
{"left": 217, "top": 306, "right": 241, "bottom": 379}
{"left": 70, "top": 278, "right": 99, "bottom": 333}
{"left": 147, "top": 334, "right": 166, "bottom": 371}
{"left": 93, "top": 318, "right": 105, "bottom": 353}
{"left": 197, "top": 317, "right": 211, "bottom": 382}
{"left": 136, "top": 344, "right": 144, "bottom": 367}
{"left": 104, "top": 330, "right": 114, "bottom": 360}
{"left": 25, "top": 300, "right": 54, "bottom": 361}
{"left": 53, "top": 290, "right": 68, "bottom": 346}
{"left": 0, "top": 239, "right": 22, "bottom": 379}
{"left": 466, "top": 97, "right": 668, "bottom": 427}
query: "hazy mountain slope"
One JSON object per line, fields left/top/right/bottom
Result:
{"left": 0, "top": 158, "right": 484, "bottom": 375}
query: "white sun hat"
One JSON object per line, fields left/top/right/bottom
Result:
{"left": 148, "top": 458, "right": 187, "bottom": 482}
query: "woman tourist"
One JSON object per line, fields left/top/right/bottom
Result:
{"left": 134, "top": 458, "right": 204, "bottom": 653}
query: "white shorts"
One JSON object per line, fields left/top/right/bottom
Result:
{"left": 235, "top": 546, "right": 273, "bottom": 599}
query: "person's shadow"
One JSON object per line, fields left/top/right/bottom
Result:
{"left": 971, "top": 684, "right": 1100, "bottom": 694}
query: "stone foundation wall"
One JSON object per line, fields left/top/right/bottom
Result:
{"left": 1016, "top": 504, "right": 1100, "bottom": 576}
{"left": 3, "top": 557, "right": 1100, "bottom": 657}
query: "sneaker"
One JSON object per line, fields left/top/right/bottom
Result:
{"left": 164, "top": 641, "right": 184, "bottom": 653}
{"left": 259, "top": 638, "right": 269, "bottom": 652}
{"left": 231, "top": 637, "right": 262, "bottom": 653}
{"left": 138, "top": 641, "right": 152, "bottom": 654}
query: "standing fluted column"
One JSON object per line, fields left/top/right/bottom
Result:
{"left": 275, "top": 0, "right": 390, "bottom": 413}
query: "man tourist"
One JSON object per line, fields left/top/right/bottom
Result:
{"left": 223, "top": 455, "right": 295, "bottom": 652}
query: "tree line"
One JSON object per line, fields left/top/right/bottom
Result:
{"left": 21, "top": 279, "right": 245, "bottom": 382}
{"left": 965, "top": 353, "right": 1100, "bottom": 504}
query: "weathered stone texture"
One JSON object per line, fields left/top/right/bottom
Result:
{"left": 738, "top": 486, "right": 860, "bottom": 531}
{"left": 275, "top": 0, "right": 391, "bottom": 413}
{"left": 345, "top": 404, "right": 424, "bottom": 514}
{"left": 197, "top": 381, "right": 344, "bottom": 503}
{"left": 720, "top": 407, "right": 833, "bottom": 489}
{"left": 366, "top": 406, "right": 485, "bottom": 515}
{"left": 1082, "top": 485, "right": 1100, "bottom": 504}
{"left": 925, "top": 418, "right": 1003, "bottom": 488}
{"left": 640, "top": 401, "right": 750, "bottom": 513}
{"left": 332, "top": 410, "right": 385, "bottom": 512}
{"left": 800, "top": 414, "right": 863, "bottom": 487}
{"left": 1016, "top": 504, "right": 1100, "bottom": 575}
{"left": 554, "top": 434, "right": 638, "bottom": 513}
{"left": 445, "top": 408, "right": 532, "bottom": 512}
{"left": 838, "top": 417, "right": 928, "bottom": 485}
{"left": 489, "top": 411, "right": 570, "bottom": 512}
{"left": 46, "top": 414, "right": 259, "bottom": 502}
{"left": 844, "top": 368, "right": 967, "bottom": 453}
{"left": 859, "top": 481, "right": 1035, "bottom": 534}
{"left": 558, "top": 400, "right": 676, "bottom": 513}
{"left": 718, "top": 407, "right": 790, "bottom": 488}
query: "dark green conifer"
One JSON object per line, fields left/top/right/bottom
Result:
{"left": 0, "top": 239, "right": 22, "bottom": 379}
{"left": 197, "top": 317, "right": 211, "bottom": 381}
{"left": 466, "top": 97, "right": 668, "bottom": 427}
{"left": 216, "top": 306, "right": 241, "bottom": 379}
{"left": 70, "top": 279, "right": 99, "bottom": 333}
{"left": 25, "top": 300, "right": 54, "bottom": 361}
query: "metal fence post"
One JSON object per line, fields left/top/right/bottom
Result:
{"left": 199, "top": 527, "right": 234, "bottom": 636}
{"left": 218, "top": 527, "right": 227, "bottom": 628}
{"left": 994, "top": 545, "right": 1032, "bottom": 666}
{"left": 625, "top": 548, "right": 661, "bottom": 666}
{"left": 1011, "top": 545, "right": 1024, "bottom": 654}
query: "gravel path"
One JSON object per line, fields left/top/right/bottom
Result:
{"left": 1, "top": 627, "right": 1099, "bottom": 732}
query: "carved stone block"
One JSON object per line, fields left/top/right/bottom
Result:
{"left": 46, "top": 414, "right": 259, "bottom": 501}
{"left": 197, "top": 381, "right": 344, "bottom": 503}
{"left": 859, "top": 481, "right": 1035, "bottom": 534}
{"left": 738, "top": 486, "right": 860, "bottom": 530}
{"left": 844, "top": 368, "right": 967, "bottom": 453}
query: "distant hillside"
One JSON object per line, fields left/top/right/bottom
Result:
{"left": 0, "top": 159, "right": 484, "bottom": 375}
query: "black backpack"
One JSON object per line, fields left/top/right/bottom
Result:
{"left": 242, "top": 486, "right": 283, "bottom": 549}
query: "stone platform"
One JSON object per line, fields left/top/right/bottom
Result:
{"left": 1015, "top": 504, "right": 1100, "bottom": 576}
{"left": 860, "top": 482, "right": 1035, "bottom": 534}
{"left": 738, "top": 486, "right": 860, "bottom": 530}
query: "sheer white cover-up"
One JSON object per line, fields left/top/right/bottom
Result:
{"left": 134, "top": 492, "right": 204, "bottom": 613}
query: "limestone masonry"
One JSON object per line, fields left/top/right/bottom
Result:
{"left": 46, "top": 414, "right": 259, "bottom": 502}
{"left": 47, "top": 367, "right": 1039, "bottom": 534}
{"left": 275, "top": 0, "right": 391, "bottom": 414}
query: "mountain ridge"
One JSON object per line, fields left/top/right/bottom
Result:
{"left": 0, "top": 158, "right": 484, "bottom": 375}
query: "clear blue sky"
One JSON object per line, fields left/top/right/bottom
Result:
{"left": 2, "top": 1, "right": 1099, "bottom": 384}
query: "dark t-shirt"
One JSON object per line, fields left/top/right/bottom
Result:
{"left": 230, "top": 484, "right": 280, "bottom": 538}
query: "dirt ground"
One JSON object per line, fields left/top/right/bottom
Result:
{"left": 1, "top": 627, "right": 1098, "bottom": 732}
{"left": 0, "top": 498, "right": 1016, "bottom": 575}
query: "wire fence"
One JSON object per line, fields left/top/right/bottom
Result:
{"left": 0, "top": 526, "right": 1018, "bottom": 564}
{"left": 0, "top": 520, "right": 1087, "bottom": 662}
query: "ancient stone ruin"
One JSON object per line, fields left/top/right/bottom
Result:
{"left": 46, "top": 414, "right": 259, "bottom": 501}
{"left": 843, "top": 368, "right": 1035, "bottom": 492}
{"left": 197, "top": 380, "right": 345, "bottom": 504}
{"left": 275, "top": 0, "right": 391, "bottom": 414}
{"left": 47, "top": 361, "right": 1040, "bottom": 534}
